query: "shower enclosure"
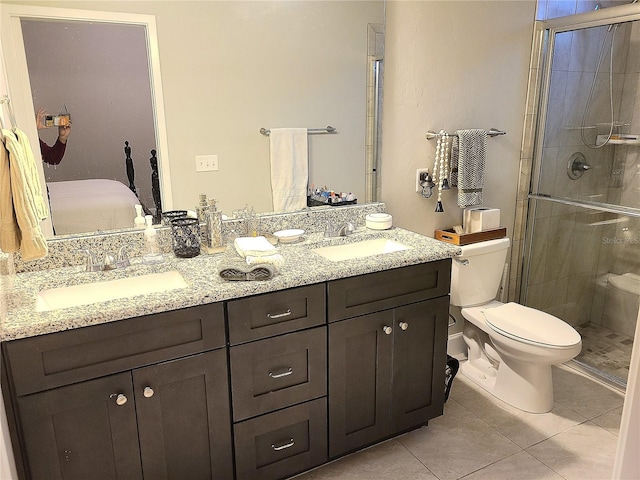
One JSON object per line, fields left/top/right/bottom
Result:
{"left": 521, "top": 6, "right": 640, "bottom": 388}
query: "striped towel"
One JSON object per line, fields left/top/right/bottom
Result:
{"left": 453, "top": 129, "right": 487, "bottom": 208}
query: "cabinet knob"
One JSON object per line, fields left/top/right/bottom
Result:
{"left": 382, "top": 325, "right": 393, "bottom": 335}
{"left": 399, "top": 322, "right": 409, "bottom": 331}
{"left": 143, "top": 386, "right": 154, "bottom": 398}
{"left": 114, "top": 393, "right": 128, "bottom": 406}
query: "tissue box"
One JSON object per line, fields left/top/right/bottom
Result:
{"left": 464, "top": 207, "right": 500, "bottom": 233}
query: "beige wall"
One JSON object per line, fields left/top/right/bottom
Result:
{"left": 381, "top": 0, "right": 536, "bottom": 244}
{"left": 1, "top": 0, "right": 383, "bottom": 216}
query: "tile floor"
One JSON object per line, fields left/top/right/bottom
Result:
{"left": 574, "top": 323, "right": 633, "bottom": 383}
{"left": 294, "top": 363, "right": 625, "bottom": 480}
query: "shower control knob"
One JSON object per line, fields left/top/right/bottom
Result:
{"left": 382, "top": 326, "right": 393, "bottom": 335}
{"left": 143, "top": 387, "right": 154, "bottom": 398}
{"left": 399, "top": 322, "right": 409, "bottom": 331}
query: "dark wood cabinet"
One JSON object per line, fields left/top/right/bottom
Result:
{"left": 327, "top": 261, "right": 451, "bottom": 458}
{"left": 2, "top": 259, "right": 452, "bottom": 480}
{"left": 2, "top": 304, "right": 232, "bottom": 480}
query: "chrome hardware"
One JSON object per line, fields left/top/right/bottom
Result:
{"left": 111, "top": 393, "right": 128, "bottom": 406}
{"left": 143, "top": 387, "right": 154, "bottom": 398}
{"left": 399, "top": 322, "right": 409, "bottom": 331}
{"left": 267, "top": 309, "right": 292, "bottom": 319}
{"left": 102, "top": 253, "right": 117, "bottom": 270}
{"left": 567, "top": 152, "right": 591, "bottom": 180}
{"left": 271, "top": 438, "right": 295, "bottom": 451}
{"left": 453, "top": 257, "right": 469, "bottom": 266}
{"left": 382, "top": 326, "right": 392, "bottom": 335}
{"left": 78, "top": 246, "right": 130, "bottom": 272}
{"left": 77, "top": 249, "right": 102, "bottom": 272}
{"left": 324, "top": 221, "right": 355, "bottom": 238}
{"left": 269, "top": 367, "right": 293, "bottom": 379}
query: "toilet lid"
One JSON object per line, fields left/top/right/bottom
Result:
{"left": 482, "top": 303, "right": 581, "bottom": 348}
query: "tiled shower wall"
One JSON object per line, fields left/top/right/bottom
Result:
{"left": 513, "top": 2, "right": 639, "bottom": 333}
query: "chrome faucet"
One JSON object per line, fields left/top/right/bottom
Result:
{"left": 78, "top": 246, "right": 130, "bottom": 272}
{"left": 325, "top": 221, "right": 355, "bottom": 238}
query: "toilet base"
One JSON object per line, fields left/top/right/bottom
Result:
{"left": 461, "top": 356, "right": 553, "bottom": 413}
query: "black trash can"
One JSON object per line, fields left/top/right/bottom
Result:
{"left": 445, "top": 355, "right": 459, "bottom": 402}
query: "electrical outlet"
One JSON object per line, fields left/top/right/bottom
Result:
{"left": 416, "top": 168, "right": 429, "bottom": 192}
{"left": 196, "top": 155, "right": 219, "bottom": 172}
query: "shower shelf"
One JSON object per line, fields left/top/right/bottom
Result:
{"left": 596, "top": 134, "right": 640, "bottom": 146}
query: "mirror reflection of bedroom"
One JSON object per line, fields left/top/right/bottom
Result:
{"left": 21, "top": 19, "right": 159, "bottom": 235}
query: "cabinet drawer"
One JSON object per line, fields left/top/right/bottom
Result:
{"left": 234, "top": 397, "right": 327, "bottom": 480}
{"left": 3, "top": 303, "right": 225, "bottom": 396}
{"left": 227, "top": 284, "right": 326, "bottom": 344}
{"left": 327, "top": 260, "right": 451, "bottom": 322}
{"left": 230, "top": 327, "right": 327, "bottom": 421}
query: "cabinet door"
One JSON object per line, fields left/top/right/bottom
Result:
{"left": 391, "top": 297, "right": 449, "bottom": 434}
{"left": 133, "top": 349, "right": 233, "bottom": 480}
{"left": 17, "top": 373, "right": 142, "bottom": 480}
{"left": 328, "top": 310, "right": 393, "bottom": 457}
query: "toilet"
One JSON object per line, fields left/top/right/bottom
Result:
{"left": 451, "top": 237, "right": 582, "bottom": 413}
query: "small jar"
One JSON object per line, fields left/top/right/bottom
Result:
{"left": 162, "top": 210, "right": 188, "bottom": 226}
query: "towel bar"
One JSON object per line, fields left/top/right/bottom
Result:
{"left": 425, "top": 128, "right": 505, "bottom": 140}
{"left": 260, "top": 126, "right": 336, "bottom": 136}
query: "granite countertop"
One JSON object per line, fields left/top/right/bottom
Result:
{"left": 1, "top": 227, "right": 459, "bottom": 342}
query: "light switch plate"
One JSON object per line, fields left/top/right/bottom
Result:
{"left": 196, "top": 155, "right": 219, "bottom": 172}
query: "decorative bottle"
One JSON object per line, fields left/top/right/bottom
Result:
{"left": 206, "top": 198, "right": 223, "bottom": 249}
{"left": 143, "top": 215, "right": 164, "bottom": 264}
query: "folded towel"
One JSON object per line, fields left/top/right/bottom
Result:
{"left": 2, "top": 129, "right": 48, "bottom": 261}
{"left": 269, "top": 128, "right": 308, "bottom": 212}
{"left": 454, "top": 129, "right": 487, "bottom": 208}
{"left": 234, "top": 236, "right": 277, "bottom": 258}
{"left": 246, "top": 253, "right": 284, "bottom": 270}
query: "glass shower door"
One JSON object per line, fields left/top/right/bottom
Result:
{"left": 522, "top": 18, "right": 640, "bottom": 386}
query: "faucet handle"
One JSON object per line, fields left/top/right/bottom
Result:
{"left": 77, "top": 249, "right": 101, "bottom": 272}
{"left": 116, "top": 245, "right": 131, "bottom": 268}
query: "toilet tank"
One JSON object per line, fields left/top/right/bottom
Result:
{"left": 450, "top": 237, "right": 510, "bottom": 307}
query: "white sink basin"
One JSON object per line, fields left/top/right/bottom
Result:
{"left": 312, "top": 238, "right": 411, "bottom": 262}
{"left": 36, "top": 270, "right": 188, "bottom": 312}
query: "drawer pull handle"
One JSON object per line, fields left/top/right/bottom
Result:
{"left": 143, "top": 387, "right": 154, "bottom": 398}
{"left": 267, "top": 309, "right": 292, "bottom": 319}
{"left": 399, "top": 322, "right": 409, "bottom": 331}
{"left": 382, "top": 325, "right": 393, "bottom": 335}
{"left": 271, "top": 438, "right": 295, "bottom": 451}
{"left": 111, "top": 393, "right": 128, "bottom": 406}
{"left": 269, "top": 367, "right": 293, "bottom": 379}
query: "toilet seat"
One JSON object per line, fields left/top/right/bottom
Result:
{"left": 482, "top": 302, "right": 581, "bottom": 348}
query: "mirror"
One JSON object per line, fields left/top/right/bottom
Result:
{"left": 1, "top": 1, "right": 385, "bottom": 238}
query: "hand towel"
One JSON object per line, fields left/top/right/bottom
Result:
{"left": 269, "top": 128, "right": 308, "bottom": 212}
{"left": 234, "top": 236, "right": 277, "bottom": 258}
{"left": 0, "top": 138, "right": 20, "bottom": 253}
{"left": 454, "top": 129, "right": 487, "bottom": 208}
{"left": 2, "top": 129, "right": 48, "bottom": 260}
{"left": 14, "top": 128, "right": 48, "bottom": 221}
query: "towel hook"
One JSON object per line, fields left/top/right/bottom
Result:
{"left": 0, "top": 95, "right": 18, "bottom": 131}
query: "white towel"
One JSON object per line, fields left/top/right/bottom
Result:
{"left": 2, "top": 129, "right": 48, "bottom": 261}
{"left": 454, "top": 129, "right": 487, "bottom": 208}
{"left": 233, "top": 236, "right": 277, "bottom": 258}
{"left": 269, "top": 128, "right": 308, "bottom": 212}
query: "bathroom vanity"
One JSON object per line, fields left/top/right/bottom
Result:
{"left": 1, "top": 222, "right": 457, "bottom": 480}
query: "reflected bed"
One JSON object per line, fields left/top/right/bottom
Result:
{"left": 47, "top": 179, "right": 139, "bottom": 235}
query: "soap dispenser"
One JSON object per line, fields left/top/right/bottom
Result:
{"left": 134, "top": 204, "right": 145, "bottom": 229}
{"left": 196, "top": 193, "right": 209, "bottom": 223}
{"left": 143, "top": 215, "right": 164, "bottom": 264}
